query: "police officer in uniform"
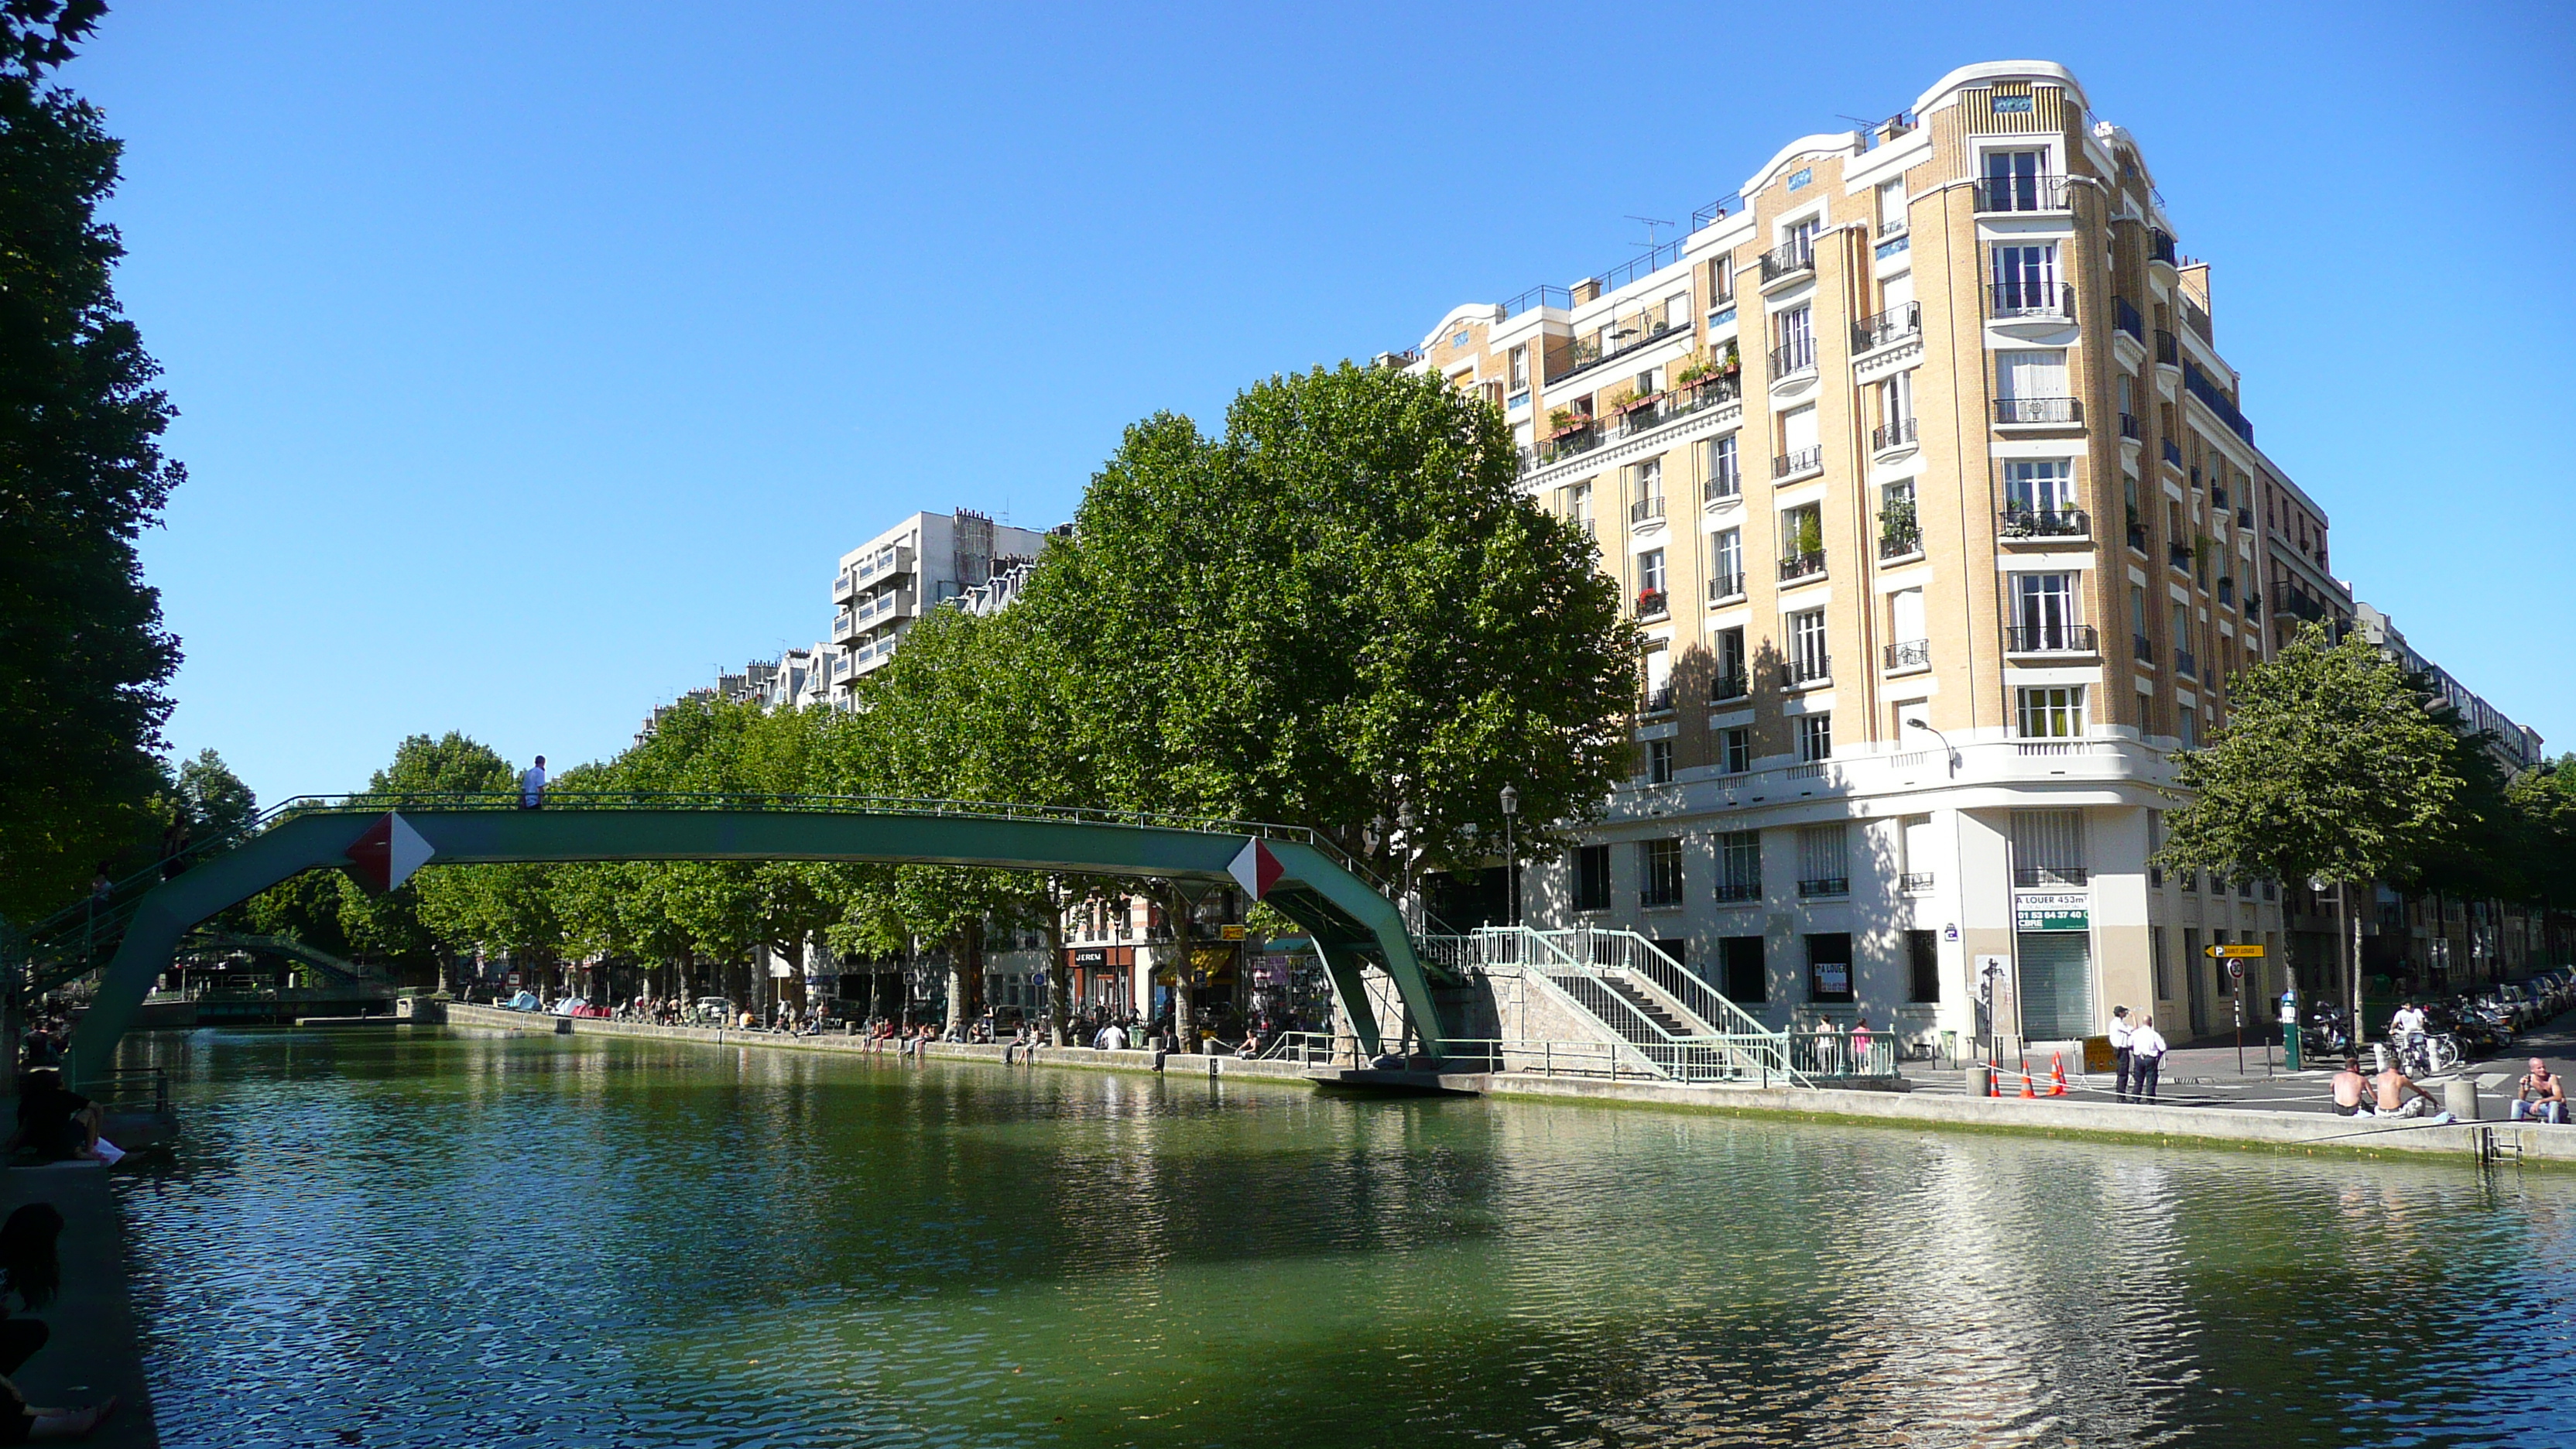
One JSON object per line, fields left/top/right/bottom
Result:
{"left": 2108, "top": 1005, "right": 2135, "bottom": 1102}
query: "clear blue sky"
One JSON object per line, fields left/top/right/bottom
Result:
{"left": 69, "top": 0, "right": 2576, "bottom": 805}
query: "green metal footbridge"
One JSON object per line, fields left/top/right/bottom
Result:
{"left": 11, "top": 794, "right": 1454, "bottom": 1091}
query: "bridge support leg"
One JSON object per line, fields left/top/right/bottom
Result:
{"left": 1314, "top": 942, "right": 1382, "bottom": 1058}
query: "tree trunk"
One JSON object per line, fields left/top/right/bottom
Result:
{"left": 1044, "top": 879, "right": 1070, "bottom": 1047}
{"left": 1166, "top": 882, "right": 1195, "bottom": 1053}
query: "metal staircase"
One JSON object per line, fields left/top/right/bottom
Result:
{"left": 1426, "top": 925, "right": 1808, "bottom": 1087}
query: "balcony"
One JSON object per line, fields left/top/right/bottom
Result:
{"left": 1884, "top": 639, "right": 1930, "bottom": 671}
{"left": 1989, "top": 282, "right": 2075, "bottom": 322}
{"left": 2238, "top": 505, "right": 2253, "bottom": 530}
{"left": 1710, "top": 669, "right": 1749, "bottom": 702}
{"left": 2154, "top": 329, "right": 2180, "bottom": 367}
{"left": 1778, "top": 550, "right": 1827, "bottom": 584}
{"left": 1852, "top": 302, "right": 1921, "bottom": 353}
{"left": 831, "top": 608, "right": 859, "bottom": 642}
{"left": 1773, "top": 447, "right": 1823, "bottom": 481}
{"left": 1767, "top": 337, "right": 1817, "bottom": 379}
{"left": 1630, "top": 495, "right": 1667, "bottom": 527}
{"left": 1532, "top": 416, "right": 1603, "bottom": 467}
{"left": 2006, "top": 623, "right": 2099, "bottom": 655}
{"left": 2167, "top": 542, "right": 2191, "bottom": 572}
{"left": 2127, "top": 521, "right": 2148, "bottom": 552}
{"left": 1797, "top": 875, "right": 1851, "bottom": 898}
{"left": 2119, "top": 413, "right": 2140, "bottom": 440}
{"left": 1994, "top": 397, "right": 2081, "bottom": 425}
{"left": 1545, "top": 313, "right": 1692, "bottom": 387}
{"left": 1878, "top": 528, "right": 1923, "bottom": 560}
{"left": 2150, "top": 229, "right": 2178, "bottom": 266}
{"left": 1707, "top": 572, "right": 1745, "bottom": 605}
{"left": 2132, "top": 632, "right": 2155, "bottom": 663}
{"left": 2162, "top": 437, "right": 2184, "bottom": 468}
{"left": 1872, "top": 417, "right": 1918, "bottom": 454}
{"left": 2175, "top": 647, "right": 2198, "bottom": 678}
{"left": 1900, "top": 872, "right": 1936, "bottom": 894}
{"left": 1780, "top": 656, "right": 1831, "bottom": 688}
{"left": 2115, "top": 296, "right": 2143, "bottom": 339}
{"left": 1643, "top": 682, "right": 1676, "bottom": 714}
{"left": 2184, "top": 361, "right": 2256, "bottom": 444}
{"left": 1714, "top": 880, "right": 1762, "bottom": 903}
{"left": 1999, "top": 505, "right": 2088, "bottom": 540}
{"left": 2014, "top": 865, "right": 2091, "bottom": 886}
{"left": 1635, "top": 587, "right": 1669, "bottom": 619}
{"left": 1703, "top": 467, "right": 1742, "bottom": 507}
{"left": 832, "top": 570, "right": 860, "bottom": 605}
{"left": 1977, "top": 173, "right": 2071, "bottom": 213}
{"left": 1620, "top": 373, "right": 1742, "bottom": 440}
{"left": 851, "top": 544, "right": 916, "bottom": 591}
{"left": 1759, "top": 238, "right": 1814, "bottom": 283}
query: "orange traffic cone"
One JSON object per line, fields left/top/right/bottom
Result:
{"left": 2019, "top": 1067, "right": 2037, "bottom": 1098}
{"left": 2048, "top": 1052, "right": 2069, "bottom": 1097}
{"left": 1986, "top": 1064, "right": 1999, "bottom": 1098}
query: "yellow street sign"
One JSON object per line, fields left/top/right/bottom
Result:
{"left": 1219, "top": 924, "right": 1247, "bottom": 941}
{"left": 2204, "top": 944, "right": 2265, "bottom": 958}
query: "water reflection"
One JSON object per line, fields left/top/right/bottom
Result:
{"left": 111, "top": 1029, "right": 2575, "bottom": 1447}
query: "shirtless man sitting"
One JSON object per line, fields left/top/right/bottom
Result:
{"left": 2374, "top": 1060, "right": 2453, "bottom": 1122}
{"left": 2329, "top": 1057, "right": 2372, "bottom": 1116}
{"left": 2510, "top": 1059, "right": 2567, "bottom": 1125}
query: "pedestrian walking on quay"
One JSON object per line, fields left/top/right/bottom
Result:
{"left": 2127, "top": 1016, "right": 2168, "bottom": 1103}
{"left": 2108, "top": 1005, "right": 2135, "bottom": 1102}
{"left": 519, "top": 756, "right": 547, "bottom": 809}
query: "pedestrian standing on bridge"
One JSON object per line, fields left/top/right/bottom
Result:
{"left": 519, "top": 756, "right": 547, "bottom": 810}
{"left": 2108, "top": 1006, "right": 2136, "bottom": 1102}
{"left": 2127, "top": 1016, "right": 2168, "bottom": 1103}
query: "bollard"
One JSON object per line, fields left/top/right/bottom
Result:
{"left": 2443, "top": 1077, "right": 2481, "bottom": 1122}
{"left": 1967, "top": 1064, "right": 1991, "bottom": 1098}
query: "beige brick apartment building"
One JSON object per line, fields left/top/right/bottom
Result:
{"left": 1411, "top": 60, "right": 2339, "bottom": 1054}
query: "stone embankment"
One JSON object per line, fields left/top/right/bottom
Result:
{"left": 441, "top": 1003, "right": 2576, "bottom": 1168}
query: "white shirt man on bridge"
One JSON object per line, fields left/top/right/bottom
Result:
{"left": 519, "top": 757, "right": 546, "bottom": 810}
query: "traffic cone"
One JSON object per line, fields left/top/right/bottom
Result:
{"left": 2048, "top": 1052, "right": 2068, "bottom": 1097}
{"left": 2019, "top": 1067, "right": 2037, "bottom": 1098}
{"left": 1986, "top": 1064, "right": 1999, "bottom": 1098}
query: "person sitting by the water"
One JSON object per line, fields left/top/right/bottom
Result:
{"left": 1238, "top": 1028, "right": 1260, "bottom": 1059}
{"left": 2330, "top": 1057, "right": 2372, "bottom": 1116}
{"left": 5, "top": 1073, "right": 100, "bottom": 1164}
{"left": 0, "top": 1204, "right": 60, "bottom": 1379}
{"left": 1094, "top": 1020, "right": 1127, "bottom": 1052}
{"left": 2511, "top": 1059, "right": 2568, "bottom": 1124}
{"left": 2372, "top": 1060, "right": 2453, "bottom": 1122}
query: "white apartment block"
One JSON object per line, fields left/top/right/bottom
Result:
{"left": 1406, "top": 60, "right": 2393, "bottom": 1054}
{"left": 827, "top": 509, "right": 1055, "bottom": 702}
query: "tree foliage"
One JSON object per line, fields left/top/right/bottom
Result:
{"left": 2157, "top": 623, "right": 2463, "bottom": 887}
{"left": 0, "top": 0, "right": 186, "bottom": 918}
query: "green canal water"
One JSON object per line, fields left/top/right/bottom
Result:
{"left": 108, "top": 1027, "right": 2573, "bottom": 1447}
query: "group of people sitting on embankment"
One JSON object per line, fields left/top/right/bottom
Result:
{"left": 2, "top": 1054, "right": 127, "bottom": 1439}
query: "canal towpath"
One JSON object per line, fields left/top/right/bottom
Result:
{"left": 439, "top": 1002, "right": 2576, "bottom": 1167}
{"left": 3, "top": 1166, "right": 159, "bottom": 1447}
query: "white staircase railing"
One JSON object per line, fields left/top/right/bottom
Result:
{"left": 1427, "top": 926, "right": 1810, "bottom": 1088}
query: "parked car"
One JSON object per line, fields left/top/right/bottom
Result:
{"left": 693, "top": 996, "right": 738, "bottom": 1026}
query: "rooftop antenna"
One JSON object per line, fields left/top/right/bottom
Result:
{"left": 1624, "top": 215, "right": 1675, "bottom": 250}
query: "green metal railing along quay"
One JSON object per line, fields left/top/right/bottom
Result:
{"left": 24, "top": 794, "right": 1452, "bottom": 1090}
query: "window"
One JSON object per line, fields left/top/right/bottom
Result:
{"left": 1907, "top": 930, "right": 1941, "bottom": 1002}
{"left": 1984, "top": 146, "right": 2047, "bottom": 206}
{"left": 1643, "top": 644, "right": 1672, "bottom": 710}
{"left": 1773, "top": 304, "right": 1814, "bottom": 373}
{"left": 1709, "top": 255, "right": 1735, "bottom": 305}
{"left": 2152, "top": 925, "right": 2174, "bottom": 1001}
{"left": 1707, "top": 434, "right": 1740, "bottom": 499}
{"left": 1786, "top": 216, "right": 1821, "bottom": 259}
{"left": 1721, "top": 726, "right": 1751, "bottom": 773}
{"left": 1574, "top": 844, "right": 1612, "bottom": 912}
{"left": 1790, "top": 608, "right": 1829, "bottom": 682}
{"left": 1798, "top": 713, "right": 1833, "bottom": 762}
{"left": 1509, "top": 345, "right": 1528, "bottom": 392}
{"left": 1637, "top": 455, "right": 1663, "bottom": 500}
{"left": 1991, "top": 243, "right": 2060, "bottom": 313}
{"left": 1879, "top": 372, "right": 1914, "bottom": 433}
{"left": 1640, "top": 838, "right": 1683, "bottom": 907}
{"left": 1712, "top": 624, "right": 1747, "bottom": 697}
{"left": 2003, "top": 460, "right": 2074, "bottom": 515}
{"left": 1721, "top": 936, "right": 1766, "bottom": 1002}
{"left": 1719, "top": 831, "right": 1761, "bottom": 899}
{"left": 1567, "top": 481, "right": 1593, "bottom": 537}
{"left": 1997, "top": 349, "right": 2069, "bottom": 401}
{"left": 1781, "top": 405, "right": 1819, "bottom": 461}
{"left": 2012, "top": 572, "right": 2079, "bottom": 649}
{"left": 1807, "top": 933, "right": 1855, "bottom": 1002}
{"left": 1797, "top": 824, "right": 1847, "bottom": 896}
{"left": 1666, "top": 292, "right": 1690, "bottom": 330}
{"left": 1876, "top": 177, "right": 1907, "bottom": 235}
{"left": 2172, "top": 602, "right": 2195, "bottom": 673}
{"left": 1711, "top": 530, "right": 1743, "bottom": 598}
{"left": 1638, "top": 547, "right": 1667, "bottom": 595}
{"left": 1646, "top": 738, "right": 1674, "bottom": 784}
{"left": 2016, "top": 685, "right": 2087, "bottom": 738}
{"left": 2010, "top": 807, "right": 2087, "bottom": 884}
{"left": 1889, "top": 587, "right": 1927, "bottom": 656}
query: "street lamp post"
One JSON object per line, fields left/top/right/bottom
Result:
{"left": 1499, "top": 785, "right": 1521, "bottom": 928}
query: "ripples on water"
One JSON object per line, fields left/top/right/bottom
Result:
{"left": 109, "top": 1029, "right": 2576, "bottom": 1447}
